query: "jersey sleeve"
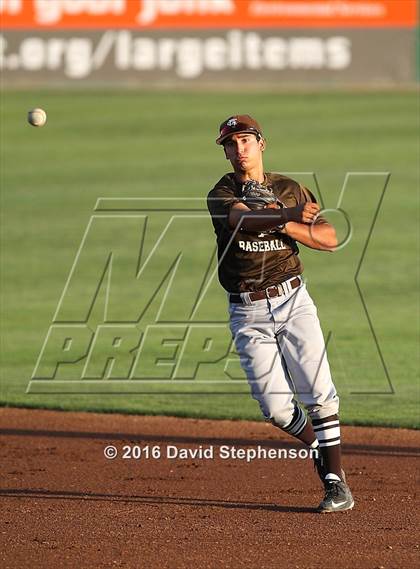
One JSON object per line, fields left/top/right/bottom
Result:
{"left": 207, "top": 186, "right": 240, "bottom": 228}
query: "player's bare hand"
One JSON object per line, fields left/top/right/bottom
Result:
{"left": 284, "top": 203, "right": 320, "bottom": 224}
{"left": 301, "top": 202, "right": 320, "bottom": 223}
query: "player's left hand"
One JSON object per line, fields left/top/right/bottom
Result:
{"left": 301, "top": 202, "right": 320, "bottom": 223}
{"left": 241, "top": 180, "right": 278, "bottom": 210}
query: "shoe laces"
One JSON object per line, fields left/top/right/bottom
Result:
{"left": 324, "top": 480, "right": 340, "bottom": 499}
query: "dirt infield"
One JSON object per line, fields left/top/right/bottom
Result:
{"left": 0, "top": 408, "right": 418, "bottom": 569}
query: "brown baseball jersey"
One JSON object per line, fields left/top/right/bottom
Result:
{"left": 207, "top": 172, "right": 326, "bottom": 293}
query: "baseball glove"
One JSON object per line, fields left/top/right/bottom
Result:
{"left": 241, "top": 180, "right": 279, "bottom": 210}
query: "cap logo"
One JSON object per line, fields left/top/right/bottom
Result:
{"left": 226, "top": 118, "right": 238, "bottom": 127}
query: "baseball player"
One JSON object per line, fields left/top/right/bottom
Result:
{"left": 207, "top": 115, "right": 354, "bottom": 513}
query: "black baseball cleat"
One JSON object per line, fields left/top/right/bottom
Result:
{"left": 317, "top": 479, "right": 354, "bottom": 513}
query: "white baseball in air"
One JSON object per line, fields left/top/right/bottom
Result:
{"left": 28, "top": 108, "right": 47, "bottom": 127}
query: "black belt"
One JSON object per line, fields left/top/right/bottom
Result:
{"left": 229, "top": 277, "right": 301, "bottom": 304}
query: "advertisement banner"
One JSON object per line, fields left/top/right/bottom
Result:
{"left": 0, "top": 0, "right": 417, "bottom": 29}
{"left": 0, "top": 28, "right": 415, "bottom": 84}
{"left": 0, "top": 0, "right": 417, "bottom": 85}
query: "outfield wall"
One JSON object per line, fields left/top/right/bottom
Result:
{"left": 0, "top": 0, "right": 418, "bottom": 86}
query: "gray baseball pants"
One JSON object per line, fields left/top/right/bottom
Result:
{"left": 228, "top": 278, "right": 339, "bottom": 429}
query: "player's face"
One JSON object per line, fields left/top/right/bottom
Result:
{"left": 223, "top": 133, "right": 265, "bottom": 172}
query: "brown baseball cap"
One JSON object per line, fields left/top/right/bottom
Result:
{"left": 216, "top": 114, "right": 263, "bottom": 145}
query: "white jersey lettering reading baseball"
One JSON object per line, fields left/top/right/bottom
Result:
{"left": 206, "top": 115, "right": 354, "bottom": 513}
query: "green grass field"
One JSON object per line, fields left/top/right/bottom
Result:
{"left": 1, "top": 90, "right": 418, "bottom": 428}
